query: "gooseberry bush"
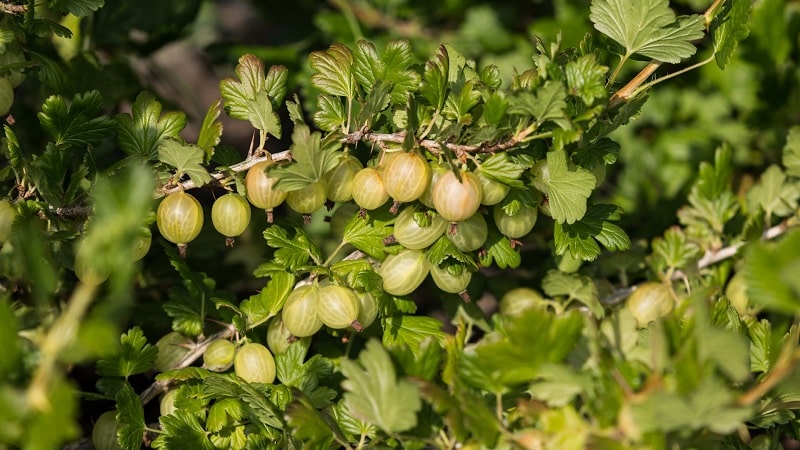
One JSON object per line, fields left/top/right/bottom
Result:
{"left": 2, "top": 0, "right": 800, "bottom": 449}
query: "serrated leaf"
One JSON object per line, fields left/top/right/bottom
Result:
{"left": 239, "top": 271, "right": 296, "bottom": 326}
{"left": 116, "top": 92, "right": 186, "bottom": 160}
{"left": 478, "top": 227, "right": 521, "bottom": 269}
{"left": 48, "top": 0, "right": 104, "bottom": 16}
{"left": 115, "top": 382, "right": 145, "bottom": 450}
{"left": 564, "top": 54, "right": 608, "bottom": 105}
{"left": 342, "top": 213, "right": 393, "bottom": 259}
{"left": 554, "top": 203, "right": 631, "bottom": 261}
{"left": 152, "top": 411, "right": 215, "bottom": 450}
{"left": 96, "top": 327, "right": 158, "bottom": 377}
{"left": 542, "top": 270, "right": 604, "bottom": 318}
{"left": 284, "top": 398, "right": 337, "bottom": 449}
{"left": 590, "top": 0, "right": 705, "bottom": 63}
{"left": 310, "top": 43, "right": 356, "bottom": 99}
{"left": 461, "top": 308, "right": 583, "bottom": 390}
{"left": 443, "top": 79, "right": 481, "bottom": 124}
{"left": 267, "top": 125, "right": 341, "bottom": 190}
{"left": 651, "top": 227, "right": 701, "bottom": 271}
{"left": 743, "top": 229, "right": 800, "bottom": 315}
{"left": 353, "top": 39, "right": 420, "bottom": 105}
{"left": 388, "top": 338, "right": 443, "bottom": 382}
{"left": 314, "top": 95, "right": 347, "bottom": 132}
{"left": 477, "top": 152, "right": 526, "bottom": 187}
{"left": 711, "top": 0, "right": 752, "bottom": 69}
{"left": 427, "top": 236, "right": 479, "bottom": 271}
{"left": 197, "top": 100, "right": 223, "bottom": 159}
{"left": 340, "top": 339, "right": 422, "bottom": 433}
{"left": 263, "top": 225, "right": 323, "bottom": 271}
{"left": 220, "top": 55, "right": 282, "bottom": 141}
{"left": 331, "top": 398, "right": 377, "bottom": 440}
{"left": 783, "top": 126, "right": 800, "bottom": 178}
{"left": 420, "top": 45, "right": 450, "bottom": 110}
{"left": 747, "top": 165, "right": 800, "bottom": 220}
{"left": 264, "top": 65, "right": 289, "bottom": 106}
{"left": 37, "top": 90, "right": 115, "bottom": 148}
{"left": 748, "top": 319, "right": 773, "bottom": 373}
{"left": 158, "top": 139, "right": 212, "bottom": 187}
{"left": 509, "top": 81, "right": 567, "bottom": 127}
{"left": 542, "top": 149, "right": 596, "bottom": 224}
{"left": 275, "top": 345, "right": 335, "bottom": 408}
{"left": 382, "top": 315, "right": 446, "bottom": 354}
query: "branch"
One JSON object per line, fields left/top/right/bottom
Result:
{"left": 0, "top": 2, "right": 26, "bottom": 14}
{"left": 670, "top": 219, "right": 793, "bottom": 281}
{"left": 341, "top": 130, "right": 533, "bottom": 158}
{"left": 156, "top": 149, "right": 291, "bottom": 198}
{"left": 138, "top": 325, "right": 237, "bottom": 405}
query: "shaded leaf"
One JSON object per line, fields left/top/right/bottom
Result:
{"left": 116, "top": 92, "right": 186, "bottom": 160}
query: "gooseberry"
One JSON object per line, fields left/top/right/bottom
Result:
{"left": 432, "top": 170, "right": 482, "bottom": 222}
{"left": 234, "top": 342, "right": 276, "bottom": 384}
{"left": 157, "top": 191, "right": 204, "bottom": 257}
{"left": 211, "top": 193, "right": 251, "bottom": 246}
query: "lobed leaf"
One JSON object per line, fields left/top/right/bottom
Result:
{"left": 340, "top": 339, "right": 422, "bottom": 434}
{"left": 116, "top": 92, "right": 186, "bottom": 160}
{"left": 542, "top": 149, "right": 596, "bottom": 224}
{"left": 590, "top": 0, "right": 705, "bottom": 63}
{"left": 96, "top": 327, "right": 158, "bottom": 377}
{"left": 310, "top": 43, "right": 356, "bottom": 99}
{"left": 158, "top": 139, "right": 212, "bottom": 187}
{"left": 711, "top": 0, "right": 752, "bottom": 69}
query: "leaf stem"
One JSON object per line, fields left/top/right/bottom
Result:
{"left": 629, "top": 54, "right": 716, "bottom": 98}
{"left": 606, "top": 54, "right": 630, "bottom": 88}
{"left": 323, "top": 240, "right": 349, "bottom": 267}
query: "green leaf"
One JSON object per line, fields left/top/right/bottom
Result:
{"left": 590, "top": 0, "right": 705, "bottom": 63}
{"left": 478, "top": 227, "right": 521, "bottom": 269}
{"left": 48, "top": 0, "right": 105, "bottom": 16}
{"left": 509, "top": 81, "right": 568, "bottom": 127}
{"left": 262, "top": 225, "right": 323, "bottom": 271}
{"left": 711, "top": 0, "right": 752, "bottom": 69}
{"left": 219, "top": 55, "right": 282, "bottom": 140}
{"left": 158, "top": 139, "right": 212, "bottom": 187}
{"left": 310, "top": 43, "right": 356, "bottom": 99}
{"left": 275, "top": 345, "right": 335, "bottom": 408}
{"left": 427, "top": 236, "right": 479, "bottom": 271}
{"left": 747, "top": 165, "right": 800, "bottom": 220}
{"left": 541, "top": 149, "right": 596, "bottom": 224}
{"left": 267, "top": 125, "right": 341, "bottom": 191}
{"left": 460, "top": 308, "right": 583, "bottom": 390}
{"left": 197, "top": 100, "right": 223, "bottom": 159}
{"left": 696, "top": 143, "right": 734, "bottom": 200}
{"left": 388, "top": 338, "right": 443, "bottom": 382}
{"left": 314, "top": 95, "right": 347, "bottom": 132}
{"left": 783, "top": 126, "right": 800, "bottom": 178}
{"left": 340, "top": 339, "right": 422, "bottom": 434}
{"left": 743, "top": 229, "right": 800, "bottom": 315}
{"left": 651, "top": 227, "right": 701, "bottom": 271}
{"left": 96, "top": 327, "right": 158, "bottom": 377}
{"left": 554, "top": 203, "right": 630, "bottom": 261}
{"left": 443, "top": 79, "right": 481, "bottom": 124}
{"left": 477, "top": 152, "right": 527, "bottom": 188}
{"left": 331, "top": 398, "right": 377, "bottom": 441}
{"left": 152, "top": 411, "right": 215, "bottom": 450}
{"left": 342, "top": 211, "right": 393, "bottom": 259}
{"left": 37, "top": 90, "right": 115, "bottom": 148}
{"left": 542, "top": 270, "right": 604, "bottom": 318}
{"left": 382, "top": 315, "right": 446, "bottom": 356}
{"left": 564, "top": 54, "right": 608, "bottom": 105}
{"left": 527, "top": 364, "right": 590, "bottom": 407}
{"left": 203, "top": 375, "right": 284, "bottom": 430}
{"left": 115, "top": 382, "right": 145, "bottom": 450}
{"left": 748, "top": 319, "right": 772, "bottom": 373}
{"left": 264, "top": 65, "right": 289, "bottom": 107}
{"left": 420, "top": 45, "right": 450, "bottom": 110}
{"left": 284, "top": 397, "right": 337, "bottom": 449}
{"left": 116, "top": 92, "right": 187, "bottom": 160}
{"left": 239, "top": 272, "right": 296, "bottom": 326}
{"left": 353, "top": 39, "right": 420, "bottom": 105}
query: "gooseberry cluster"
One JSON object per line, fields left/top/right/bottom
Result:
{"left": 150, "top": 143, "right": 544, "bottom": 336}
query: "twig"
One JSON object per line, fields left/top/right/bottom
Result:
{"left": 138, "top": 325, "right": 237, "bottom": 405}
{"left": 609, "top": 61, "right": 662, "bottom": 108}
{"left": 0, "top": 2, "right": 27, "bottom": 14}
{"left": 156, "top": 150, "right": 291, "bottom": 198}
{"left": 670, "top": 220, "right": 792, "bottom": 281}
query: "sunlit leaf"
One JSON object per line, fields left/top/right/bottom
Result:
{"left": 340, "top": 339, "right": 422, "bottom": 433}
